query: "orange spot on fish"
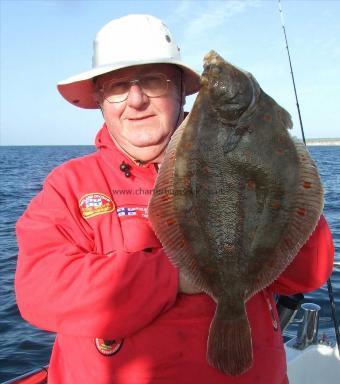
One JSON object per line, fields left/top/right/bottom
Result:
{"left": 263, "top": 114, "right": 272, "bottom": 122}
{"left": 224, "top": 244, "right": 235, "bottom": 252}
{"left": 202, "top": 166, "right": 210, "bottom": 175}
{"left": 284, "top": 238, "right": 293, "bottom": 247}
{"left": 204, "top": 266, "right": 216, "bottom": 274}
{"left": 271, "top": 200, "right": 281, "bottom": 209}
{"left": 277, "top": 136, "right": 285, "bottom": 144}
{"left": 247, "top": 180, "right": 256, "bottom": 190}
{"left": 187, "top": 218, "right": 198, "bottom": 226}
{"left": 267, "top": 259, "right": 276, "bottom": 267}
{"left": 185, "top": 142, "right": 193, "bottom": 150}
{"left": 249, "top": 231, "right": 256, "bottom": 241}
{"left": 276, "top": 148, "right": 284, "bottom": 155}
{"left": 296, "top": 207, "right": 306, "bottom": 216}
{"left": 166, "top": 218, "right": 176, "bottom": 226}
{"left": 183, "top": 178, "right": 191, "bottom": 188}
{"left": 303, "top": 181, "right": 312, "bottom": 189}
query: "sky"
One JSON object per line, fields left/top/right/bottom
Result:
{"left": 1, "top": 0, "right": 339, "bottom": 145}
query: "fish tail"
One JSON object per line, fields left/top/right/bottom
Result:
{"left": 207, "top": 303, "right": 253, "bottom": 376}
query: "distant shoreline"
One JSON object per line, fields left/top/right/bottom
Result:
{"left": 305, "top": 138, "right": 340, "bottom": 146}
{"left": 1, "top": 139, "right": 340, "bottom": 147}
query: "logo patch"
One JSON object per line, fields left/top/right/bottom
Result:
{"left": 95, "top": 338, "right": 124, "bottom": 356}
{"left": 79, "top": 193, "right": 115, "bottom": 219}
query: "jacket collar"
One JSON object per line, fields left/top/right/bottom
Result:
{"left": 95, "top": 123, "right": 157, "bottom": 172}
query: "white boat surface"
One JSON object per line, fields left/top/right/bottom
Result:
{"left": 286, "top": 341, "right": 340, "bottom": 383}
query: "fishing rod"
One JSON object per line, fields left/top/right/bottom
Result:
{"left": 278, "top": 0, "right": 340, "bottom": 355}
{"left": 278, "top": 0, "right": 306, "bottom": 145}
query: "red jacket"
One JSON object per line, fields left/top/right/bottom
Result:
{"left": 15, "top": 125, "right": 334, "bottom": 384}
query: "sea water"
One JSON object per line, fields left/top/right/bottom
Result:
{"left": 0, "top": 145, "right": 339, "bottom": 381}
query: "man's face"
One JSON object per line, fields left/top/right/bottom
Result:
{"left": 96, "top": 64, "right": 183, "bottom": 163}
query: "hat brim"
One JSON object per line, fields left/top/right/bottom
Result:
{"left": 57, "top": 59, "right": 201, "bottom": 109}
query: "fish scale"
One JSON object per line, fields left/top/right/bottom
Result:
{"left": 148, "top": 50, "right": 323, "bottom": 376}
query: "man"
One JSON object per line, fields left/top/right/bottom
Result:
{"left": 15, "top": 14, "right": 334, "bottom": 383}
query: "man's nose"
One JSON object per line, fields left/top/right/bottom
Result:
{"left": 126, "top": 83, "right": 148, "bottom": 107}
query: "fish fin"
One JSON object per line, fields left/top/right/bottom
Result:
{"left": 223, "top": 131, "right": 243, "bottom": 153}
{"left": 249, "top": 138, "right": 323, "bottom": 296}
{"left": 223, "top": 125, "right": 249, "bottom": 154}
{"left": 278, "top": 137, "right": 324, "bottom": 255}
{"left": 277, "top": 104, "right": 293, "bottom": 130}
{"left": 207, "top": 302, "right": 253, "bottom": 376}
{"left": 148, "top": 115, "right": 210, "bottom": 292}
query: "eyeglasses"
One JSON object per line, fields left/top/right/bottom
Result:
{"left": 98, "top": 73, "right": 172, "bottom": 103}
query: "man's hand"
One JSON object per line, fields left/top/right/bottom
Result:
{"left": 178, "top": 270, "right": 202, "bottom": 294}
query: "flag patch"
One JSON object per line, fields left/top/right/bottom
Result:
{"left": 117, "top": 206, "right": 148, "bottom": 218}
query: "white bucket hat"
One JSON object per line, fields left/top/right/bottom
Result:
{"left": 57, "top": 14, "right": 201, "bottom": 109}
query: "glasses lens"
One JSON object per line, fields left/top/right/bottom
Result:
{"left": 103, "top": 78, "right": 130, "bottom": 103}
{"left": 102, "top": 74, "right": 170, "bottom": 103}
{"left": 139, "top": 74, "right": 169, "bottom": 97}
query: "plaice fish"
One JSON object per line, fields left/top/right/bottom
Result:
{"left": 148, "top": 50, "right": 323, "bottom": 376}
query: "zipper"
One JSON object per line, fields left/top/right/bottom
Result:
{"left": 264, "top": 290, "right": 279, "bottom": 331}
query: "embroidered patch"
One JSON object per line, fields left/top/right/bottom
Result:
{"left": 95, "top": 338, "right": 124, "bottom": 356}
{"left": 79, "top": 193, "right": 115, "bottom": 219}
{"left": 117, "top": 206, "right": 148, "bottom": 218}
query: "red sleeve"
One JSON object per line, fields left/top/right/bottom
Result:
{"left": 15, "top": 177, "right": 178, "bottom": 340}
{"left": 272, "top": 215, "right": 334, "bottom": 295}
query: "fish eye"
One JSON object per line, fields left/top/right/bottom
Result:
{"left": 204, "top": 63, "right": 222, "bottom": 77}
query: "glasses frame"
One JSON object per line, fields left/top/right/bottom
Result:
{"left": 98, "top": 73, "right": 173, "bottom": 104}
